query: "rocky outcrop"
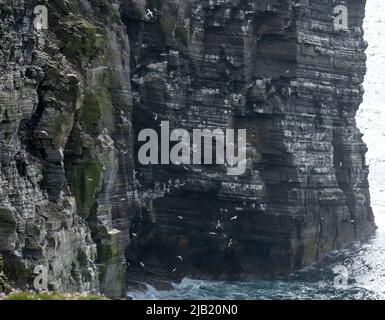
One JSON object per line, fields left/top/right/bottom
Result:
{"left": 0, "top": 254, "right": 11, "bottom": 293}
{"left": 0, "top": 0, "right": 375, "bottom": 297}
{"left": 0, "top": 0, "right": 132, "bottom": 298}
{"left": 122, "top": 0, "right": 375, "bottom": 285}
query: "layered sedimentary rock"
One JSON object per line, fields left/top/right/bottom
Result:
{"left": 0, "top": 0, "right": 375, "bottom": 297}
{"left": 0, "top": 0, "right": 132, "bottom": 297}
{"left": 0, "top": 254, "right": 11, "bottom": 293}
{"left": 122, "top": 0, "right": 375, "bottom": 285}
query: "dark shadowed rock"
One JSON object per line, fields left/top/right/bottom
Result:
{"left": 123, "top": 0, "right": 375, "bottom": 282}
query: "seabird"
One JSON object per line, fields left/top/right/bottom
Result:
{"left": 215, "top": 220, "right": 223, "bottom": 230}
{"left": 230, "top": 216, "right": 238, "bottom": 221}
{"left": 146, "top": 9, "right": 154, "bottom": 18}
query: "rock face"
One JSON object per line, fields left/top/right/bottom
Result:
{"left": 123, "top": 0, "right": 375, "bottom": 284}
{"left": 0, "top": 254, "right": 11, "bottom": 293}
{"left": 0, "top": 0, "right": 131, "bottom": 298}
{"left": 0, "top": 0, "right": 375, "bottom": 297}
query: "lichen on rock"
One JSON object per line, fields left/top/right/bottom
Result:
{"left": 0, "top": 254, "right": 11, "bottom": 294}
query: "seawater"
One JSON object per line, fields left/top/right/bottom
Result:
{"left": 128, "top": 0, "right": 385, "bottom": 300}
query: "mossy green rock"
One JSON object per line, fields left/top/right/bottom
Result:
{"left": 0, "top": 255, "right": 11, "bottom": 294}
